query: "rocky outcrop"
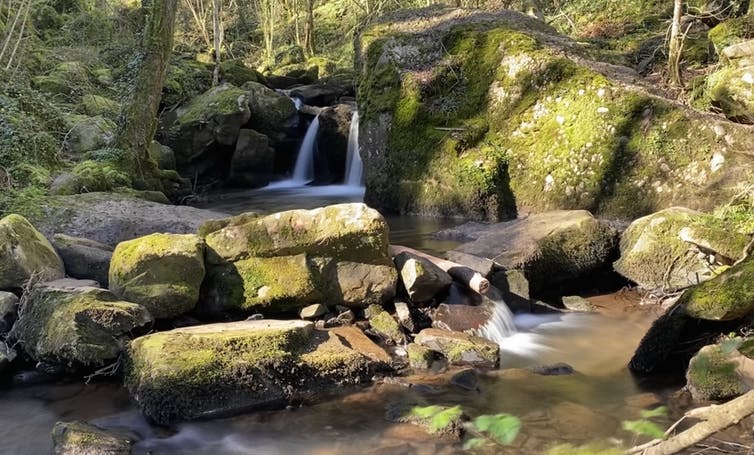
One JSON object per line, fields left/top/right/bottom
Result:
{"left": 9, "top": 280, "right": 152, "bottom": 367}
{"left": 614, "top": 207, "right": 750, "bottom": 291}
{"left": 29, "top": 192, "right": 227, "bottom": 246}
{"left": 0, "top": 214, "right": 64, "bottom": 291}
{"left": 126, "top": 320, "right": 390, "bottom": 425}
{"left": 109, "top": 233, "right": 205, "bottom": 319}
{"left": 357, "top": 7, "right": 754, "bottom": 220}
{"left": 314, "top": 104, "right": 354, "bottom": 184}
{"left": 444, "top": 210, "right": 617, "bottom": 297}
{"left": 52, "top": 234, "right": 113, "bottom": 287}
{"left": 201, "top": 203, "right": 397, "bottom": 316}
{"left": 52, "top": 421, "right": 134, "bottom": 455}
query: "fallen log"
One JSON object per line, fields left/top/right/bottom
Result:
{"left": 389, "top": 245, "right": 490, "bottom": 295}
{"left": 630, "top": 389, "right": 754, "bottom": 455}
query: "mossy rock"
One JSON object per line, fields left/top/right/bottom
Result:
{"left": 707, "top": 65, "right": 754, "bottom": 123}
{"left": 274, "top": 44, "right": 306, "bottom": 66}
{"left": 406, "top": 343, "right": 434, "bottom": 369}
{"left": 148, "top": 140, "right": 177, "bottom": 170}
{"left": 52, "top": 421, "right": 134, "bottom": 455}
{"left": 682, "top": 255, "right": 754, "bottom": 320}
{"left": 126, "top": 320, "right": 387, "bottom": 425}
{"left": 109, "top": 233, "right": 205, "bottom": 319}
{"left": 162, "top": 55, "right": 213, "bottom": 107}
{"left": 197, "top": 212, "right": 261, "bottom": 238}
{"left": 79, "top": 94, "right": 120, "bottom": 119}
{"left": 9, "top": 280, "right": 152, "bottom": 367}
{"left": 614, "top": 207, "right": 750, "bottom": 291}
{"left": 219, "top": 59, "right": 264, "bottom": 86}
{"left": 414, "top": 328, "right": 499, "bottom": 367}
{"left": 709, "top": 15, "right": 754, "bottom": 53}
{"left": 357, "top": 7, "right": 754, "bottom": 220}
{"left": 0, "top": 214, "right": 64, "bottom": 290}
{"left": 394, "top": 251, "right": 452, "bottom": 303}
{"left": 65, "top": 115, "right": 117, "bottom": 156}
{"left": 241, "top": 81, "right": 297, "bottom": 137}
{"left": 686, "top": 342, "right": 751, "bottom": 401}
{"left": 32, "top": 61, "right": 92, "bottom": 98}
{"left": 366, "top": 304, "right": 405, "bottom": 344}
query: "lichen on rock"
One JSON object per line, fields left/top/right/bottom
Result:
{"left": 0, "top": 214, "right": 65, "bottom": 291}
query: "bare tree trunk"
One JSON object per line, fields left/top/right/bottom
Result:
{"left": 211, "top": 0, "right": 221, "bottom": 86}
{"left": 303, "top": 0, "right": 315, "bottom": 57}
{"left": 116, "top": 0, "right": 178, "bottom": 179}
{"left": 668, "top": 0, "right": 683, "bottom": 87}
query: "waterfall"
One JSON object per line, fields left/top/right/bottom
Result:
{"left": 475, "top": 287, "right": 517, "bottom": 345}
{"left": 290, "top": 115, "right": 320, "bottom": 184}
{"left": 344, "top": 111, "right": 363, "bottom": 187}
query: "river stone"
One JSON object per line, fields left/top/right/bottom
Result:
{"left": 52, "top": 234, "right": 113, "bottom": 287}
{"left": 686, "top": 341, "right": 753, "bottom": 402}
{"left": 394, "top": 301, "right": 415, "bottom": 332}
{"left": 10, "top": 280, "right": 152, "bottom": 367}
{"left": 126, "top": 320, "right": 389, "bottom": 425}
{"left": 29, "top": 192, "right": 227, "bottom": 247}
{"left": 366, "top": 304, "right": 405, "bottom": 344}
{"left": 0, "top": 291, "right": 18, "bottom": 333}
{"left": 394, "top": 252, "right": 452, "bottom": 303}
{"left": 0, "top": 214, "right": 65, "bottom": 290}
{"left": 415, "top": 328, "right": 499, "bottom": 367}
{"left": 228, "top": 129, "right": 275, "bottom": 188}
{"left": 562, "top": 296, "right": 597, "bottom": 312}
{"left": 110, "top": 233, "right": 205, "bottom": 319}
{"left": 445, "top": 211, "right": 618, "bottom": 296}
{"left": 614, "top": 207, "right": 750, "bottom": 291}
{"left": 300, "top": 303, "right": 327, "bottom": 319}
{"left": 406, "top": 343, "right": 434, "bottom": 369}
{"left": 52, "top": 421, "right": 134, "bottom": 455}
{"left": 681, "top": 256, "right": 754, "bottom": 321}
{"left": 432, "top": 302, "right": 494, "bottom": 333}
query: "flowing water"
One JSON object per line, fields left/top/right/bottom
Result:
{"left": 344, "top": 112, "right": 363, "bottom": 187}
{"left": 268, "top": 115, "right": 320, "bottom": 188}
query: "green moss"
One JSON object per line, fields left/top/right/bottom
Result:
{"left": 367, "top": 305, "right": 404, "bottom": 343}
{"left": 52, "top": 421, "right": 133, "bottom": 455}
{"left": 177, "top": 84, "right": 249, "bottom": 125}
{"left": 406, "top": 343, "right": 434, "bottom": 369}
{"left": 682, "top": 256, "right": 754, "bottom": 320}
{"left": 79, "top": 94, "right": 120, "bottom": 118}
{"left": 219, "top": 59, "right": 262, "bottom": 86}
{"left": 709, "top": 15, "right": 754, "bottom": 53}
{"left": 0, "top": 213, "right": 64, "bottom": 289}
{"left": 687, "top": 343, "right": 748, "bottom": 401}
{"left": 161, "top": 55, "right": 213, "bottom": 107}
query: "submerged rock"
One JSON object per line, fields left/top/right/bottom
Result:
{"left": 0, "top": 214, "right": 65, "bottom": 290}
{"left": 201, "top": 204, "right": 397, "bottom": 315}
{"left": 109, "top": 233, "right": 205, "bottom": 319}
{"left": 126, "top": 320, "right": 389, "bottom": 425}
{"left": 614, "top": 207, "right": 750, "bottom": 291}
{"left": 52, "top": 421, "right": 134, "bottom": 455}
{"left": 10, "top": 280, "right": 152, "bottom": 367}
{"left": 415, "top": 328, "right": 499, "bottom": 367}
{"left": 52, "top": 234, "right": 113, "bottom": 287}
{"left": 445, "top": 210, "right": 617, "bottom": 296}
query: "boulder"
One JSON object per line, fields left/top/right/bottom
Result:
{"left": 274, "top": 45, "right": 305, "bottom": 66}
{"left": 52, "top": 234, "right": 113, "bottom": 287}
{"left": 446, "top": 210, "right": 618, "bottom": 296}
{"left": 29, "top": 192, "right": 227, "bottom": 246}
{"left": 126, "top": 320, "right": 389, "bottom": 425}
{"left": 148, "top": 140, "right": 177, "bottom": 170}
{"left": 0, "top": 214, "right": 64, "bottom": 290}
{"left": 406, "top": 343, "right": 434, "bottom": 369}
{"left": 614, "top": 207, "right": 750, "bottom": 291}
{"left": 414, "top": 328, "right": 499, "bottom": 367}
{"left": 64, "top": 115, "right": 116, "bottom": 155}
{"left": 706, "top": 65, "right": 754, "bottom": 123}
{"left": 432, "top": 302, "right": 494, "bottom": 333}
{"left": 357, "top": 7, "right": 754, "bottom": 220}
{"left": 52, "top": 421, "right": 134, "bottom": 455}
{"left": 681, "top": 255, "right": 754, "bottom": 321}
{"left": 79, "top": 94, "right": 120, "bottom": 119}
{"left": 218, "top": 59, "right": 264, "bottom": 86}
{"left": 242, "top": 81, "right": 297, "bottom": 139}
{"left": 314, "top": 104, "right": 354, "bottom": 184}
{"left": 562, "top": 296, "right": 597, "bottom": 312}
{"left": 109, "top": 233, "right": 205, "bottom": 319}
{"left": 9, "top": 280, "right": 152, "bottom": 367}
{"left": 32, "top": 61, "right": 91, "bottom": 97}
{"left": 289, "top": 82, "right": 352, "bottom": 106}
{"left": 366, "top": 304, "right": 405, "bottom": 344}
{"left": 685, "top": 340, "right": 754, "bottom": 402}
{"left": 201, "top": 204, "right": 397, "bottom": 314}
{"left": 228, "top": 129, "right": 275, "bottom": 187}
{"left": 0, "top": 291, "right": 18, "bottom": 333}
{"left": 299, "top": 303, "right": 327, "bottom": 319}
{"left": 394, "top": 251, "right": 452, "bottom": 303}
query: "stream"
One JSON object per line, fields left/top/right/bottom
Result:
{"left": 0, "top": 184, "right": 674, "bottom": 454}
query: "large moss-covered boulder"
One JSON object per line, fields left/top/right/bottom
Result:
{"left": 162, "top": 55, "right": 213, "bottom": 107}
{"left": 126, "top": 320, "right": 389, "bottom": 425}
{"left": 79, "top": 94, "right": 120, "bottom": 119}
{"left": 706, "top": 66, "right": 754, "bottom": 123}
{"left": 242, "top": 81, "right": 297, "bottom": 139}
{"left": 64, "top": 115, "right": 117, "bottom": 155}
{"left": 52, "top": 421, "right": 134, "bottom": 455}
{"left": 110, "top": 233, "right": 205, "bottom": 319}
{"left": 0, "top": 214, "right": 64, "bottom": 290}
{"left": 614, "top": 207, "right": 750, "bottom": 291}
{"left": 9, "top": 280, "right": 152, "bottom": 367}
{"left": 202, "top": 204, "right": 397, "bottom": 315}
{"left": 682, "top": 255, "right": 754, "bottom": 320}
{"left": 357, "top": 7, "right": 754, "bottom": 220}
{"left": 445, "top": 210, "right": 617, "bottom": 296}
{"left": 32, "top": 61, "right": 91, "bottom": 98}
{"left": 685, "top": 340, "right": 754, "bottom": 402}
{"left": 219, "top": 59, "right": 264, "bottom": 86}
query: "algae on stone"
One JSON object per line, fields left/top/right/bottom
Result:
{"left": 0, "top": 214, "right": 64, "bottom": 290}
{"left": 682, "top": 256, "right": 754, "bottom": 321}
{"left": 52, "top": 421, "right": 133, "bottom": 455}
{"left": 686, "top": 342, "right": 750, "bottom": 401}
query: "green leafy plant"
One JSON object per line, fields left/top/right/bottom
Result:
{"left": 464, "top": 413, "right": 522, "bottom": 449}
{"left": 409, "top": 405, "right": 463, "bottom": 433}
{"left": 621, "top": 406, "right": 668, "bottom": 440}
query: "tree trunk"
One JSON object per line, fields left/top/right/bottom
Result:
{"left": 668, "top": 0, "right": 683, "bottom": 87}
{"left": 303, "top": 0, "right": 315, "bottom": 57}
{"left": 211, "top": 0, "right": 221, "bottom": 86}
{"left": 116, "top": 0, "right": 178, "bottom": 179}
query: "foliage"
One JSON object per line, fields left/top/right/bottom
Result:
{"left": 410, "top": 405, "right": 463, "bottom": 433}
{"left": 621, "top": 406, "right": 668, "bottom": 440}
{"left": 464, "top": 413, "right": 522, "bottom": 449}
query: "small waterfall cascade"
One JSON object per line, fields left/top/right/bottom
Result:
{"left": 475, "top": 287, "right": 517, "bottom": 345}
{"left": 344, "top": 111, "right": 363, "bottom": 187}
{"left": 290, "top": 115, "right": 320, "bottom": 184}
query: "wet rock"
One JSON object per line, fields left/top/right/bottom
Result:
{"left": 52, "top": 421, "right": 134, "bottom": 455}
{"left": 450, "top": 368, "right": 480, "bottom": 391}
{"left": 394, "top": 252, "right": 453, "bottom": 304}
{"left": 52, "top": 234, "right": 113, "bottom": 287}
{"left": 31, "top": 192, "right": 227, "bottom": 247}
{"left": 315, "top": 104, "right": 353, "bottom": 183}
{"left": 548, "top": 402, "right": 618, "bottom": 440}
{"left": 406, "top": 343, "right": 434, "bottom": 369}
{"left": 367, "top": 304, "right": 405, "bottom": 344}
{"left": 490, "top": 269, "right": 532, "bottom": 312}
{"left": 432, "top": 303, "right": 493, "bottom": 333}
{"left": 614, "top": 207, "right": 750, "bottom": 291}
{"left": 300, "top": 303, "right": 328, "bottom": 320}
{"left": 562, "top": 296, "right": 597, "bottom": 312}
{"left": 528, "top": 363, "right": 575, "bottom": 376}
{"left": 228, "top": 129, "right": 275, "bottom": 188}
{"left": 0, "top": 214, "right": 65, "bottom": 291}
{"left": 415, "top": 328, "right": 499, "bottom": 368}
{"left": 242, "top": 81, "right": 297, "bottom": 140}
{"left": 384, "top": 402, "right": 465, "bottom": 440}
{"left": 126, "top": 320, "right": 389, "bottom": 425}
{"left": 289, "top": 81, "right": 351, "bottom": 106}
{"left": 394, "top": 301, "right": 415, "bottom": 332}
{"left": 110, "top": 233, "right": 205, "bottom": 319}
{"left": 446, "top": 211, "right": 617, "bottom": 297}
{"left": 201, "top": 204, "right": 397, "bottom": 315}
{"left": 0, "top": 342, "right": 16, "bottom": 374}
{"left": 10, "top": 280, "right": 152, "bottom": 367}
{"left": 0, "top": 291, "right": 19, "bottom": 334}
